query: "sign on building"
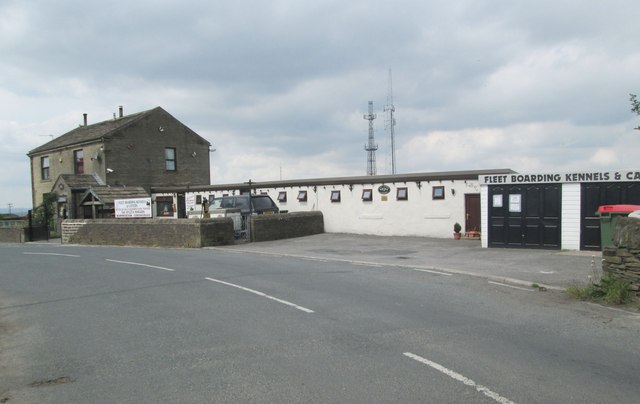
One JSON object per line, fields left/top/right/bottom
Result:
{"left": 115, "top": 198, "right": 152, "bottom": 218}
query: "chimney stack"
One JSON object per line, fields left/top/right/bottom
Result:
{"left": 83, "top": 113, "right": 88, "bottom": 126}
{"left": 119, "top": 106, "right": 123, "bottom": 118}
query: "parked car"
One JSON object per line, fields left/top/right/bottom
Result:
{"left": 212, "top": 194, "right": 279, "bottom": 215}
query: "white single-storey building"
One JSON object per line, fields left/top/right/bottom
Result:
{"left": 150, "top": 168, "right": 640, "bottom": 251}
{"left": 151, "top": 169, "right": 512, "bottom": 239}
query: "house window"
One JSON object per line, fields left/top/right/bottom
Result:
{"left": 41, "top": 156, "right": 50, "bottom": 180}
{"left": 330, "top": 190, "right": 341, "bottom": 202}
{"left": 73, "top": 150, "right": 84, "bottom": 174}
{"left": 165, "top": 148, "right": 177, "bottom": 171}
{"left": 297, "top": 190, "right": 308, "bottom": 202}
{"left": 397, "top": 187, "right": 408, "bottom": 201}
{"left": 156, "top": 196, "right": 174, "bottom": 217}
{"left": 278, "top": 191, "right": 287, "bottom": 203}
{"left": 362, "top": 189, "right": 372, "bottom": 201}
{"left": 432, "top": 186, "right": 445, "bottom": 200}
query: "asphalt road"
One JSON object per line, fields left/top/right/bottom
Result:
{"left": 1, "top": 242, "right": 639, "bottom": 403}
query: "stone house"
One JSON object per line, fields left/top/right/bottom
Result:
{"left": 27, "top": 106, "right": 211, "bottom": 219}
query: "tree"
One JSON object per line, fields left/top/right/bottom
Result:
{"left": 631, "top": 94, "right": 640, "bottom": 130}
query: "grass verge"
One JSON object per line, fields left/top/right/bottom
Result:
{"left": 566, "top": 273, "right": 635, "bottom": 306}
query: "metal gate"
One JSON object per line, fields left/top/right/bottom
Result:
{"left": 580, "top": 182, "right": 640, "bottom": 250}
{"left": 28, "top": 205, "right": 50, "bottom": 241}
{"left": 488, "top": 184, "right": 561, "bottom": 249}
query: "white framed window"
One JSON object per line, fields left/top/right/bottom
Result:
{"left": 41, "top": 156, "right": 50, "bottom": 180}
{"left": 165, "top": 147, "right": 177, "bottom": 171}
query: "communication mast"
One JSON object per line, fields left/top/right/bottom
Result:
{"left": 384, "top": 68, "right": 397, "bottom": 174}
{"left": 363, "top": 101, "right": 378, "bottom": 176}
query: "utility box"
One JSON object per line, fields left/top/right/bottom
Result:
{"left": 596, "top": 205, "right": 640, "bottom": 249}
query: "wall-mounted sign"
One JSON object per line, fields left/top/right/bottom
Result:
{"left": 378, "top": 185, "right": 391, "bottom": 194}
{"left": 480, "top": 170, "right": 640, "bottom": 185}
{"left": 115, "top": 198, "right": 152, "bottom": 218}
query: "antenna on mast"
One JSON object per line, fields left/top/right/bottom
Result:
{"left": 363, "top": 101, "right": 378, "bottom": 176}
{"left": 384, "top": 68, "right": 397, "bottom": 174}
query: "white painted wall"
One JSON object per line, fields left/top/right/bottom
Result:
{"left": 258, "top": 180, "right": 481, "bottom": 238}
{"left": 561, "top": 183, "right": 581, "bottom": 251}
{"left": 480, "top": 185, "right": 489, "bottom": 248}
{"left": 175, "top": 180, "right": 480, "bottom": 238}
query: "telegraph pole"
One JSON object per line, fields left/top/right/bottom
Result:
{"left": 384, "top": 68, "right": 397, "bottom": 174}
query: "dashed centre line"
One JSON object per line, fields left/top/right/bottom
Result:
{"left": 105, "top": 259, "right": 175, "bottom": 272}
{"left": 403, "top": 352, "right": 516, "bottom": 404}
{"left": 205, "top": 277, "right": 314, "bottom": 314}
{"left": 23, "top": 252, "right": 80, "bottom": 257}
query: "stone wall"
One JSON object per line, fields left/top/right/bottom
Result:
{"left": 602, "top": 217, "right": 640, "bottom": 292}
{"left": 0, "top": 228, "right": 28, "bottom": 243}
{"left": 250, "top": 211, "right": 324, "bottom": 242}
{"left": 0, "top": 220, "right": 28, "bottom": 243}
{"left": 62, "top": 218, "right": 234, "bottom": 248}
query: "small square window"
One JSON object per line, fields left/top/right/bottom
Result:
{"left": 297, "top": 190, "right": 308, "bottom": 202}
{"left": 278, "top": 191, "right": 287, "bottom": 203}
{"left": 362, "top": 189, "right": 373, "bottom": 201}
{"left": 156, "top": 196, "right": 174, "bottom": 217}
{"left": 330, "top": 190, "right": 341, "bottom": 202}
{"left": 432, "top": 186, "right": 445, "bottom": 200}
{"left": 397, "top": 187, "right": 408, "bottom": 201}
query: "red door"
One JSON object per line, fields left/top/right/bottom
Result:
{"left": 465, "top": 194, "right": 481, "bottom": 233}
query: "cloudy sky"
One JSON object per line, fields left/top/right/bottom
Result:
{"left": 2, "top": 0, "right": 640, "bottom": 209}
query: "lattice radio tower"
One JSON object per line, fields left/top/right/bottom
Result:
{"left": 384, "top": 68, "right": 397, "bottom": 174}
{"left": 363, "top": 101, "right": 378, "bottom": 176}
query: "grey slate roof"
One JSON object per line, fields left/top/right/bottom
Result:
{"left": 151, "top": 168, "right": 517, "bottom": 193}
{"left": 28, "top": 107, "right": 159, "bottom": 155}
{"left": 59, "top": 174, "right": 103, "bottom": 189}
{"left": 80, "top": 186, "right": 149, "bottom": 205}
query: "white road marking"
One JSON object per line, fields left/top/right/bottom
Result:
{"left": 403, "top": 352, "right": 516, "bottom": 404}
{"left": 205, "top": 277, "right": 314, "bottom": 313}
{"left": 23, "top": 252, "right": 80, "bottom": 257}
{"left": 411, "top": 268, "right": 454, "bottom": 276}
{"left": 539, "top": 271, "right": 555, "bottom": 274}
{"left": 488, "top": 281, "right": 533, "bottom": 292}
{"left": 301, "top": 257, "right": 328, "bottom": 262}
{"left": 350, "top": 261, "right": 384, "bottom": 267}
{"left": 105, "top": 259, "right": 175, "bottom": 272}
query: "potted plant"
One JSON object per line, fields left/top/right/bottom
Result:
{"left": 453, "top": 222, "right": 462, "bottom": 240}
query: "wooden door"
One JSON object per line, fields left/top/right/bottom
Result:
{"left": 465, "top": 194, "right": 481, "bottom": 232}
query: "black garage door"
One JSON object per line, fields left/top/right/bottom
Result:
{"left": 489, "top": 184, "right": 561, "bottom": 249}
{"left": 581, "top": 182, "right": 640, "bottom": 250}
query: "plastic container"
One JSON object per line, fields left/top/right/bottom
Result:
{"left": 596, "top": 205, "right": 640, "bottom": 249}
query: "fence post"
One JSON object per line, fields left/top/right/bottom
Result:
{"left": 28, "top": 210, "right": 33, "bottom": 241}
